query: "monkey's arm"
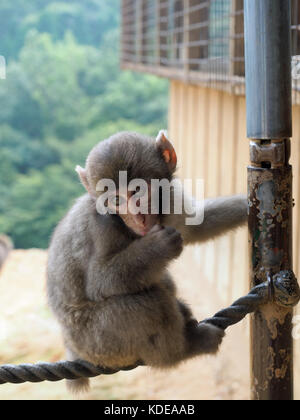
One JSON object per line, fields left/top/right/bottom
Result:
{"left": 85, "top": 226, "right": 182, "bottom": 301}
{"left": 165, "top": 194, "right": 248, "bottom": 245}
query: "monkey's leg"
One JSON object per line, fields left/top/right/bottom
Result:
{"left": 177, "top": 301, "right": 224, "bottom": 357}
{"left": 139, "top": 312, "right": 223, "bottom": 366}
{"left": 136, "top": 294, "right": 216, "bottom": 367}
{"left": 184, "top": 322, "right": 225, "bottom": 356}
{"left": 177, "top": 299, "right": 195, "bottom": 321}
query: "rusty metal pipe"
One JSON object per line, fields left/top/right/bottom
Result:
{"left": 244, "top": 0, "right": 297, "bottom": 400}
{"left": 248, "top": 161, "right": 294, "bottom": 400}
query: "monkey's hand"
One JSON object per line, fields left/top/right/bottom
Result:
{"left": 186, "top": 321, "right": 225, "bottom": 356}
{"left": 146, "top": 225, "right": 183, "bottom": 260}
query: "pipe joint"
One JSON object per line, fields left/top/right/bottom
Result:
{"left": 268, "top": 270, "right": 300, "bottom": 308}
{"left": 250, "top": 139, "right": 291, "bottom": 168}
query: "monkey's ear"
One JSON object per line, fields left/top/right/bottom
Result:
{"left": 156, "top": 130, "right": 177, "bottom": 171}
{"left": 76, "top": 166, "right": 96, "bottom": 197}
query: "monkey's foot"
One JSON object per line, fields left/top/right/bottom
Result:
{"left": 186, "top": 322, "right": 225, "bottom": 356}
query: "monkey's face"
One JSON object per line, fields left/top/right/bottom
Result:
{"left": 106, "top": 183, "right": 160, "bottom": 236}
{"left": 76, "top": 130, "right": 177, "bottom": 236}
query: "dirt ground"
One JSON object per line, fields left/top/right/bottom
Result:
{"left": 0, "top": 249, "right": 251, "bottom": 400}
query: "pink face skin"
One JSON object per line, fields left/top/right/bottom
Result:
{"left": 76, "top": 132, "right": 177, "bottom": 236}
{"left": 120, "top": 212, "right": 159, "bottom": 237}
{"left": 108, "top": 183, "right": 160, "bottom": 236}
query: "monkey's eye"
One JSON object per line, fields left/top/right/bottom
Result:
{"left": 131, "top": 186, "right": 146, "bottom": 198}
{"left": 109, "top": 195, "right": 126, "bottom": 208}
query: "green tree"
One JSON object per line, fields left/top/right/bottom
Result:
{"left": 0, "top": 2, "right": 169, "bottom": 249}
{"left": 0, "top": 164, "right": 82, "bottom": 249}
{"left": 0, "top": 0, "right": 120, "bottom": 59}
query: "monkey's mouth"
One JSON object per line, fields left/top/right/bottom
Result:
{"left": 135, "top": 214, "right": 157, "bottom": 236}
{"left": 136, "top": 214, "right": 148, "bottom": 236}
{"left": 140, "top": 216, "right": 147, "bottom": 236}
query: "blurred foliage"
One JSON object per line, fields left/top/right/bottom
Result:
{"left": 0, "top": 0, "right": 169, "bottom": 248}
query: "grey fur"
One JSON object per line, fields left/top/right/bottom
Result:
{"left": 47, "top": 132, "right": 247, "bottom": 393}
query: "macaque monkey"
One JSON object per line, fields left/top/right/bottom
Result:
{"left": 47, "top": 131, "right": 248, "bottom": 393}
{"left": 0, "top": 235, "right": 13, "bottom": 272}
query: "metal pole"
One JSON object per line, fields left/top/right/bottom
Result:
{"left": 244, "top": 0, "right": 292, "bottom": 139}
{"left": 244, "top": 0, "right": 295, "bottom": 400}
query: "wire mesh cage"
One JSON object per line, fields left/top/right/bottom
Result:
{"left": 121, "top": 0, "right": 300, "bottom": 98}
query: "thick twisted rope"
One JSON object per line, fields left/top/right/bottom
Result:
{"left": 201, "top": 282, "right": 269, "bottom": 330}
{"left": 0, "top": 270, "right": 299, "bottom": 385}
{"left": 0, "top": 360, "right": 142, "bottom": 385}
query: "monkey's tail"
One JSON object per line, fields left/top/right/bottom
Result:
{"left": 66, "top": 378, "right": 90, "bottom": 395}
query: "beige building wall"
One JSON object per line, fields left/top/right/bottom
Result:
{"left": 168, "top": 80, "right": 300, "bottom": 397}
